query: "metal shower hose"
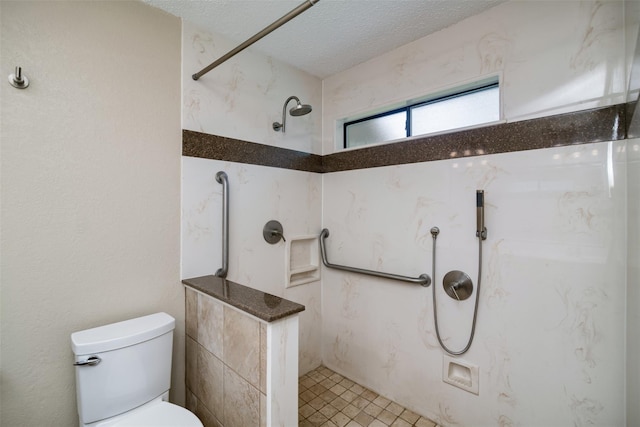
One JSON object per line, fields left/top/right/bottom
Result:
{"left": 431, "top": 230, "right": 483, "bottom": 356}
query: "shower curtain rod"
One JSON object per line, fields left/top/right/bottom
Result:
{"left": 192, "top": 0, "right": 320, "bottom": 81}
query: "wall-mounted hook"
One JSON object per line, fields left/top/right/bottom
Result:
{"left": 263, "top": 220, "right": 286, "bottom": 244}
{"left": 8, "top": 66, "right": 29, "bottom": 89}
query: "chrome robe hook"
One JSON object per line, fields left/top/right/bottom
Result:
{"left": 8, "top": 66, "right": 29, "bottom": 89}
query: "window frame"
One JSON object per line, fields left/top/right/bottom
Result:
{"left": 343, "top": 81, "right": 499, "bottom": 149}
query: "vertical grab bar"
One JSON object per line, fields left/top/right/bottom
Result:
{"left": 215, "top": 171, "right": 229, "bottom": 278}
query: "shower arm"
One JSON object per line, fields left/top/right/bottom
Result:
{"left": 215, "top": 171, "right": 229, "bottom": 278}
{"left": 319, "top": 229, "right": 431, "bottom": 286}
{"left": 192, "top": 0, "right": 320, "bottom": 80}
{"left": 275, "top": 96, "right": 299, "bottom": 132}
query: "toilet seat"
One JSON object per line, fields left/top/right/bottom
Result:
{"left": 104, "top": 402, "right": 203, "bottom": 427}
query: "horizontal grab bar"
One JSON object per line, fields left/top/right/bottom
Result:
{"left": 319, "top": 229, "right": 431, "bottom": 287}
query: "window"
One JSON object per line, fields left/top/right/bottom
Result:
{"left": 343, "top": 81, "right": 500, "bottom": 149}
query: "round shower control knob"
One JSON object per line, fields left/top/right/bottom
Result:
{"left": 442, "top": 270, "right": 473, "bottom": 301}
{"left": 263, "top": 220, "right": 285, "bottom": 244}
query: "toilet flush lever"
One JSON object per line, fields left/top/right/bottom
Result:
{"left": 74, "top": 356, "right": 102, "bottom": 367}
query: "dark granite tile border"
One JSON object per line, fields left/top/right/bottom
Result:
{"left": 183, "top": 275, "right": 305, "bottom": 322}
{"left": 628, "top": 100, "right": 640, "bottom": 139}
{"left": 183, "top": 103, "right": 629, "bottom": 173}
{"left": 323, "top": 103, "right": 627, "bottom": 172}
{"left": 183, "top": 130, "right": 323, "bottom": 173}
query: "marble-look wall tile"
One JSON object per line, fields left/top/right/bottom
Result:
{"left": 197, "top": 345, "right": 224, "bottom": 421}
{"left": 266, "top": 315, "right": 300, "bottom": 426}
{"left": 223, "top": 306, "right": 260, "bottom": 388}
{"left": 181, "top": 11, "right": 323, "bottom": 383}
{"left": 195, "top": 399, "right": 222, "bottom": 427}
{"left": 186, "top": 289, "right": 291, "bottom": 427}
{"left": 186, "top": 390, "right": 196, "bottom": 412}
{"left": 181, "top": 156, "right": 322, "bottom": 375}
{"left": 223, "top": 366, "right": 260, "bottom": 427}
{"left": 283, "top": 277, "right": 323, "bottom": 374}
{"left": 322, "top": 0, "right": 628, "bottom": 155}
{"left": 186, "top": 287, "right": 198, "bottom": 339}
{"left": 182, "top": 21, "right": 322, "bottom": 155}
{"left": 627, "top": 138, "right": 640, "bottom": 426}
{"left": 185, "top": 336, "right": 197, "bottom": 392}
{"left": 317, "top": 3, "right": 634, "bottom": 423}
{"left": 260, "top": 392, "right": 266, "bottom": 427}
{"left": 260, "top": 322, "right": 267, "bottom": 394}
{"left": 198, "top": 293, "right": 223, "bottom": 359}
{"left": 322, "top": 140, "right": 626, "bottom": 426}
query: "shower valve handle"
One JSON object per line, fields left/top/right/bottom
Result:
{"left": 270, "top": 229, "right": 286, "bottom": 242}
{"left": 450, "top": 281, "right": 462, "bottom": 300}
{"left": 263, "top": 220, "right": 285, "bottom": 244}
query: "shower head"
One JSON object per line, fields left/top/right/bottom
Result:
{"left": 290, "top": 101, "right": 312, "bottom": 116}
{"left": 273, "top": 95, "right": 312, "bottom": 132}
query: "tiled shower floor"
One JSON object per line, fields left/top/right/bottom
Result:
{"left": 299, "top": 366, "right": 440, "bottom": 427}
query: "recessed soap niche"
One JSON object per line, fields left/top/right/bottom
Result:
{"left": 442, "top": 355, "right": 479, "bottom": 395}
{"left": 286, "top": 235, "right": 321, "bottom": 288}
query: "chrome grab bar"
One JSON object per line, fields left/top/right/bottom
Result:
{"left": 319, "top": 228, "right": 431, "bottom": 287}
{"left": 215, "top": 171, "right": 229, "bottom": 278}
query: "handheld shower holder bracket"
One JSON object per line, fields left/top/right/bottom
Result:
{"left": 476, "top": 227, "right": 487, "bottom": 240}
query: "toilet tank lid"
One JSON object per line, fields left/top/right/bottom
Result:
{"left": 71, "top": 312, "right": 175, "bottom": 355}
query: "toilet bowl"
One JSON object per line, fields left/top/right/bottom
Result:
{"left": 90, "top": 396, "right": 200, "bottom": 427}
{"left": 71, "top": 312, "right": 203, "bottom": 427}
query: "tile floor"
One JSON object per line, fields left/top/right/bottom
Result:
{"left": 299, "top": 366, "right": 440, "bottom": 427}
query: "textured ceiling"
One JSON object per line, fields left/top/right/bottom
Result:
{"left": 144, "top": 0, "right": 505, "bottom": 79}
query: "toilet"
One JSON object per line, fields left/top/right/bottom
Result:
{"left": 71, "top": 312, "right": 203, "bottom": 427}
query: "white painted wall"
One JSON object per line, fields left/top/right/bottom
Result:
{"left": 0, "top": 1, "right": 181, "bottom": 425}
{"left": 180, "top": 21, "right": 324, "bottom": 374}
{"left": 320, "top": 1, "right": 634, "bottom": 425}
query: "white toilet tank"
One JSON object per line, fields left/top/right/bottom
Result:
{"left": 71, "top": 312, "right": 175, "bottom": 425}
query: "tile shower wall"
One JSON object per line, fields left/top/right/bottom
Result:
{"left": 625, "top": 5, "right": 640, "bottom": 426}
{"left": 181, "top": 21, "right": 323, "bottom": 375}
{"left": 321, "top": 141, "right": 627, "bottom": 425}
{"left": 179, "top": 3, "right": 636, "bottom": 426}
{"left": 181, "top": 156, "right": 322, "bottom": 373}
{"left": 322, "top": 0, "right": 630, "bottom": 154}
{"left": 627, "top": 137, "right": 640, "bottom": 426}
{"left": 185, "top": 287, "right": 266, "bottom": 426}
{"left": 320, "top": 1, "right": 634, "bottom": 425}
{"left": 182, "top": 22, "right": 322, "bottom": 154}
